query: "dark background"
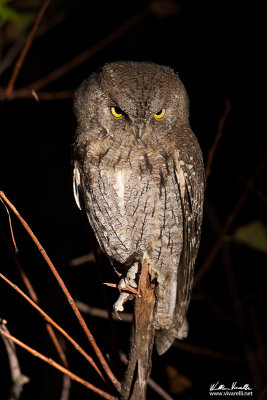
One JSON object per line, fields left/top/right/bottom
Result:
{"left": 0, "top": 1, "right": 266, "bottom": 399}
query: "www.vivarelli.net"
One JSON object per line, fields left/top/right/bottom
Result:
{"left": 209, "top": 382, "right": 253, "bottom": 397}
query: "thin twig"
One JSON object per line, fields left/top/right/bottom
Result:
{"left": 60, "top": 373, "right": 71, "bottom": 400}
{"left": 22, "top": 8, "right": 149, "bottom": 92}
{"left": 1, "top": 232, "right": 38, "bottom": 302}
{"left": 0, "top": 198, "right": 18, "bottom": 252}
{"left": 76, "top": 300, "right": 132, "bottom": 322}
{"left": 1, "top": 232, "right": 71, "bottom": 377}
{"left": 0, "top": 191, "right": 121, "bottom": 391}
{"left": 238, "top": 176, "right": 267, "bottom": 206}
{"left": 0, "top": 87, "right": 74, "bottom": 101}
{"left": 173, "top": 341, "right": 243, "bottom": 362}
{"left": 0, "top": 13, "right": 66, "bottom": 78}
{"left": 0, "top": 320, "right": 29, "bottom": 400}
{"left": 0, "top": 328, "right": 117, "bottom": 400}
{"left": 0, "top": 272, "right": 104, "bottom": 381}
{"left": 205, "top": 100, "right": 231, "bottom": 180}
{"left": 5, "top": 0, "right": 51, "bottom": 98}
{"left": 194, "top": 154, "right": 267, "bottom": 286}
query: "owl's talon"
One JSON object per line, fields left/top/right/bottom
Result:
{"left": 126, "top": 262, "right": 138, "bottom": 280}
{"left": 113, "top": 292, "right": 131, "bottom": 312}
{"left": 118, "top": 278, "right": 127, "bottom": 289}
{"left": 127, "top": 278, "right": 137, "bottom": 288}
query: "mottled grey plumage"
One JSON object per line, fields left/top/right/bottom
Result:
{"left": 73, "top": 61, "right": 205, "bottom": 355}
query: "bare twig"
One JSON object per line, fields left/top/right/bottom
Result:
{"left": 60, "top": 373, "right": 71, "bottom": 400}
{"left": 238, "top": 176, "right": 267, "bottom": 206}
{"left": 0, "top": 320, "right": 29, "bottom": 400}
{"left": 76, "top": 300, "right": 132, "bottom": 323}
{"left": 0, "top": 327, "right": 117, "bottom": 400}
{"left": 173, "top": 341, "right": 243, "bottom": 362}
{"left": 5, "top": 0, "right": 51, "bottom": 98}
{"left": 22, "top": 8, "right": 149, "bottom": 92}
{"left": 194, "top": 154, "right": 267, "bottom": 286}
{"left": 205, "top": 100, "right": 231, "bottom": 180}
{"left": 69, "top": 252, "right": 96, "bottom": 267}
{"left": 0, "top": 198, "right": 18, "bottom": 253}
{"left": 0, "top": 13, "right": 66, "bottom": 78}
{"left": 0, "top": 191, "right": 121, "bottom": 392}
{"left": 0, "top": 87, "right": 74, "bottom": 101}
{"left": 0, "top": 272, "right": 104, "bottom": 381}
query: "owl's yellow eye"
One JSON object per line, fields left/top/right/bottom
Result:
{"left": 153, "top": 108, "right": 166, "bottom": 120}
{"left": 111, "top": 106, "right": 123, "bottom": 118}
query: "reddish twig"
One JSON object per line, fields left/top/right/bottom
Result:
{"left": 0, "top": 191, "right": 121, "bottom": 392}
{"left": 205, "top": 100, "right": 231, "bottom": 180}
{"left": 0, "top": 272, "right": 104, "bottom": 380}
{"left": 1, "top": 232, "right": 71, "bottom": 377}
{"left": 173, "top": 341, "right": 243, "bottom": 362}
{"left": 194, "top": 154, "right": 267, "bottom": 286}
{"left": 0, "top": 328, "right": 117, "bottom": 400}
{"left": 22, "top": 8, "right": 148, "bottom": 92}
{"left": 238, "top": 176, "right": 267, "bottom": 206}
{"left": 5, "top": 0, "right": 51, "bottom": 98}
{"left": 0, "top": 198, "right": 18, "bottom": 253}
{"left": 0, "top": 87, "right": 74, "bottom": 101}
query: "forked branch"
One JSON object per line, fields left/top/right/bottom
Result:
{"left": 0, "top": 327, "right": 117, "bottom": 400}
{"left": 0, "top": 191, "right": 121, "bottom": 392}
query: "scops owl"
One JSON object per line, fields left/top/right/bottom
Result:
{"left": 73, "top": 61, "right": 205, "bottom": 355}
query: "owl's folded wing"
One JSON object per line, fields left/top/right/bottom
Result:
{"left": 155, "top": 129, "right": 205, "bottom": 354}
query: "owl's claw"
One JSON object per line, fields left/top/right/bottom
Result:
{"left": 114, "top": 262, "right": 140, "bottom": 312}
{"left": 118, "top": 262, "right": 139, "bottom": 289}
{"left": 113, "top": 292, "right": 131, "bottom": 312}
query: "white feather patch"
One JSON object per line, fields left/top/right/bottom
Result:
{"left": 73, "top": 165, "right": 81, "bottom": 210}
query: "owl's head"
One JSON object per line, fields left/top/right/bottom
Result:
{"left": 74, "top": 61, "right": 190, "bottom": 144}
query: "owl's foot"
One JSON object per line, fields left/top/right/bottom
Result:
{"left": 118, "top": 262, "right": 139, "bottom": 289}
{"left": 113, "top": 262, "right": 139, "bottom": 313}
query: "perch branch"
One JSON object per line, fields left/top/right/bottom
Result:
{"left": 0, "top": 328, "right": 117, "bottom": 400}
{"left": 120, "top": 352, "right": 175, "bottom": 400}
{"left": 0, "top": 191, "right": 121, "bottom": 392}
{"left": 120, "top": 259, "right": 156, "bottom": 400}
{"left": 5, "top": 0, "right": 51, "bottom": 98}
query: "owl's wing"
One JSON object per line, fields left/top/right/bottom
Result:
{"left": 155, "top": 129, "right": 205, "bottom": 355}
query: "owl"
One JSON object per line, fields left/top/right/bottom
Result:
{"left": 73, "top": 61, "right": 205, "bottom": 355}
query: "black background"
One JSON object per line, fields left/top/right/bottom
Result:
{"left": 0, "top": 1, "right": 266, "bottom": 399}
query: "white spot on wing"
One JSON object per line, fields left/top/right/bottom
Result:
{"left": 73, "top": 166, "right": 81, "bottom": 210}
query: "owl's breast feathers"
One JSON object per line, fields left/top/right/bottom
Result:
{"left": 73, "top": 127, "right": 204, "bottom": 354}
